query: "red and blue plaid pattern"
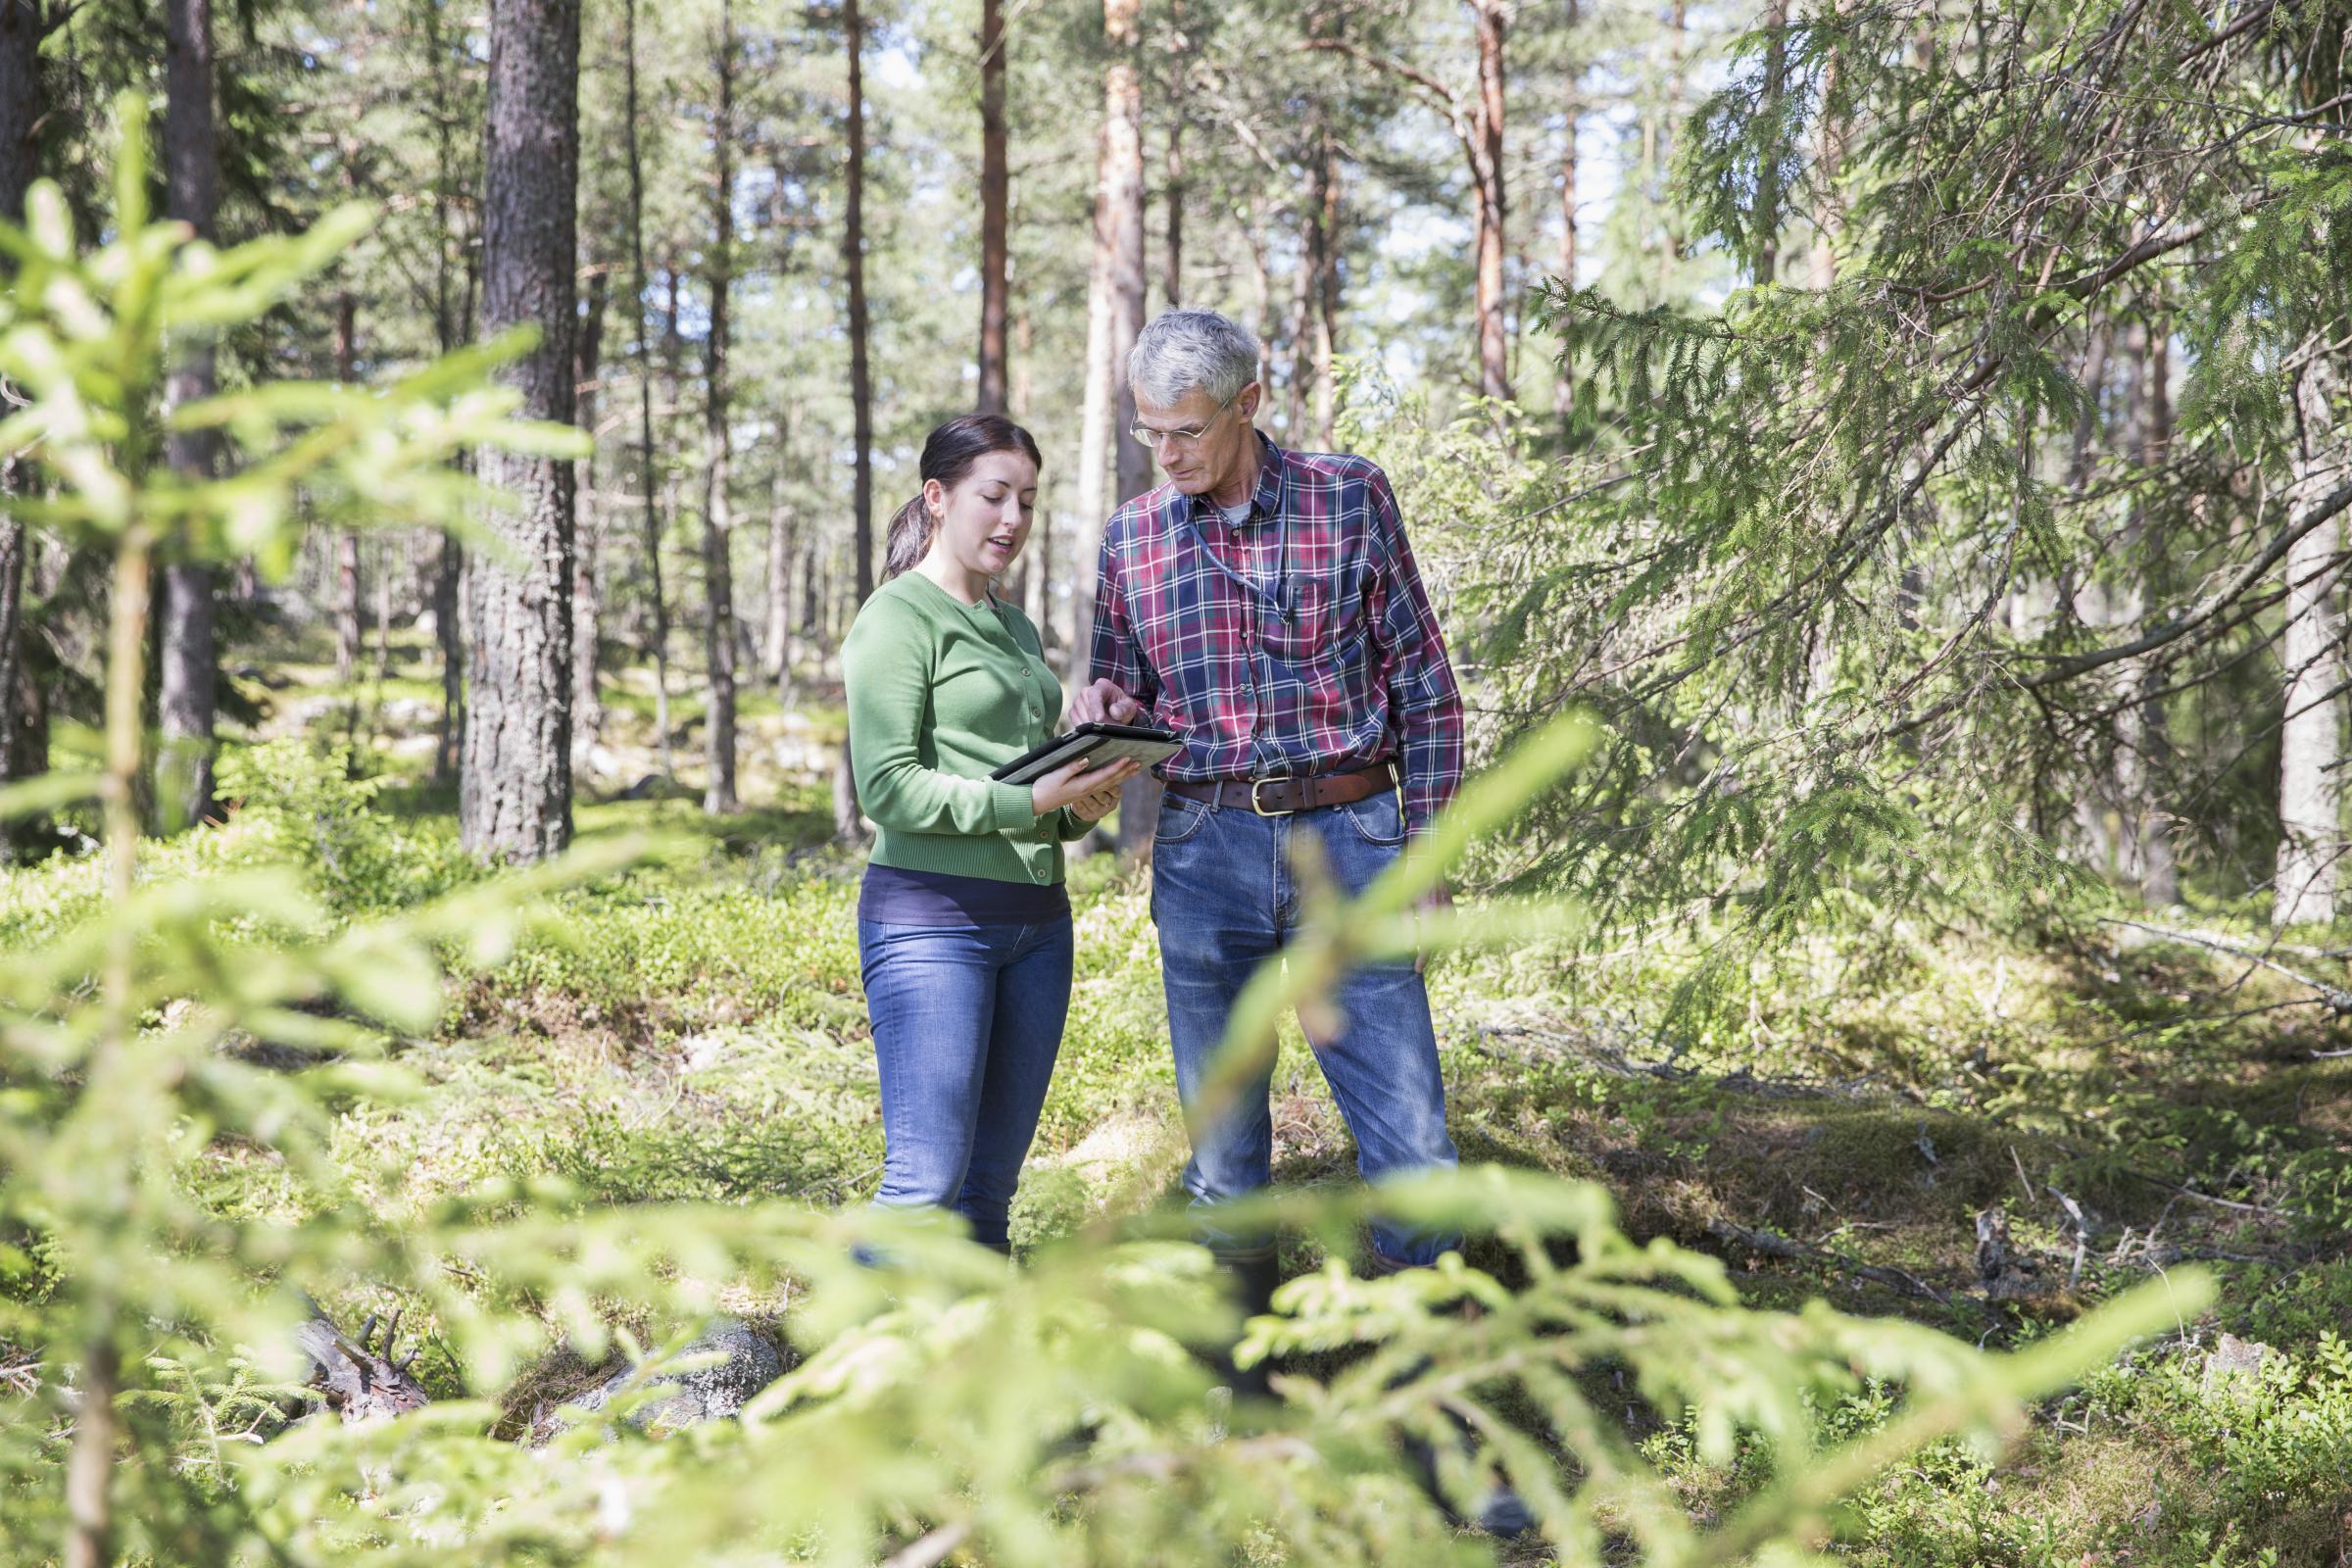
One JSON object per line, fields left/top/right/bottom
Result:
{"left": 1089, "top": 433, "right": 1465, "bottom": 832}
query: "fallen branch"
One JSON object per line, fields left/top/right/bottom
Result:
{"left": 2100, "top": 916, "right": 2352, "bottom": 1014}
{"left": 2128, "top": 1173, "right": 2302, "bottom": 1223}
{"left": 1705, "top": 1218, "right": 1986, "bottom": 1316}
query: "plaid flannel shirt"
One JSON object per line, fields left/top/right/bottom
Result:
{"left": 1088, "top": 432, "right": 1465, "bottom": 832}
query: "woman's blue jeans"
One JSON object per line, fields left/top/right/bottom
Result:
{"left": 858, "top": 915, "right": 1073, "bottom": 1250}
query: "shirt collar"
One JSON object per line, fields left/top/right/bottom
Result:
{"left": 1185, "top": 429, "right": 1287, "bottom": 529}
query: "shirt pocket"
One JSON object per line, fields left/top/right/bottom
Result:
{"left": 1262, "top": 562, "right": 1369, "bottom": 671}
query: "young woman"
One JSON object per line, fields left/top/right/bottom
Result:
{"left": 842, "top": 414, "right": 1141, "bottom": 1251}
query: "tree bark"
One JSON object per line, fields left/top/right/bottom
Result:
{"left": 1071, "top": 0, "right": 1146, "bottom": 664}
{"left": 435, "top": 533, "right": 464, "bottom": 781}
{"left": 702, "top": 0, "right": 739, "bottom": 814}
{"left": 1311, "top": 128, "right": 1340, "bottom": 447}
{"left": 573, "top": 264, "right": 607, "bottom": 767}
{"left": 1469, "top": 0, "right": 1509, "bottom": 403}
{"left": 157, "top": 0, "right": 220, "bottom": 832}
{"left": 1809, "top": 5, "right": 1844, "bottom": 291}
{"left": 334, "top": 291, "right": 363, "bottom": 686}
{"left": 0, "top": 0, "right": 36, "bottom": 230}
{"left": 0, "top": 0, "right": 44, "bottom": 814}
{"left": 1163, "top": 111, "right": 1183, "bottom": 309}
{"left": 1754, "top": 0, "right": 1788, "bottom": 285}
{"left": 1095, "top": 0, "right": 1154, "bottom": 855}
{"left": 1553, "top": 0, "right": 1580, "bottom": 423}
{"left": 621, "top": 0, "right": 674, "bottom": 780}
{"left": 766, "top": 417, "right": 794, "bottom": 695}
{"left": 463, "top": 0, "right": 579, "bottom": 862}
{"left": 1014, "top": 313, "right": 1054, "bottom": 655}
{"left": 2122, "top": 318, "right": 2179, "bottom": 906}
{"left": 425, "top": 0, "right": 473, "bottom": 785}
{"left": 835, "top": 0, "right": 873, "bottom": 842}
{"left": 1283, "top": 200, "right": 1316, "bottom": 441}
{"left": 845, "top": 0, "right": 873, "bottom": 608}
{"left": 1247, "top": 214, "right": 1274, "bottom": 393}
{"left": 2274, "top": 352, "right": 2345, "bottom": 926}
{"left": 975, "top": 0, "right": 1009, "bottom": 414}
{"left": 1654, "top": 0, "right": 1687, "bottom": 297}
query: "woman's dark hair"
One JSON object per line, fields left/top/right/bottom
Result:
{"left": 884, "top": 414, "right": 1046, "bottom": 580}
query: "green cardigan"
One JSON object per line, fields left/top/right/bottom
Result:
{"left": 841, "top": 571, "right": 1093, "bottom": 886}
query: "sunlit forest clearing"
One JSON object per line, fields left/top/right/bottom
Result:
{"left": 6, "top": 0, "right": 2352, "bottom": 1562}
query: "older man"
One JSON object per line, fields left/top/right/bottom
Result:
{"left": 1071, "top": 308, "right": 1465, "bottom": 1289}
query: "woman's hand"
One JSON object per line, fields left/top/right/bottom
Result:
{"left": 1033, "top": 755, "right": 1141, "bottom": 818}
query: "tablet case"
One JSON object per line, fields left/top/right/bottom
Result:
{"left": 989, "top": 722, "right": 1183, "bottom": 786}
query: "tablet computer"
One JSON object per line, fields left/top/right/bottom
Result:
{"left": 989, "top": 721, "right": 1183, "bottom": 786}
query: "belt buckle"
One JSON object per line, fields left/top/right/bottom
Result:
{"left": 1250, "top": 778, "right": 1294, "bottom": 817}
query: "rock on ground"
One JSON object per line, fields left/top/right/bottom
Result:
{"left": 564, "top": 1317, "right": 784, "bottom": 1434}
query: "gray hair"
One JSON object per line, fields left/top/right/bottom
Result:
{"left": 1128, "top": 309, "right": 1260, "bottom": 408}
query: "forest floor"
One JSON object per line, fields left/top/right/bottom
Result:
{"left": 15, "top": 633, "right": 2352, "bottom": 1566}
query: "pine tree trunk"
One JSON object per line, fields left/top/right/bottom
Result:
{"left": 2135, "top": 337, "right": 2180, "bottom": 906}
{"left": 1013, "top": 314, "right": 1054, "bottom": 657}
{"left": 1283, "top": 199, "right": 1316, "bottom": 443}
{"left": 427, "top": 0, "right": 471, "bottom": 785}
{"left": 372, "top": 536, "right": 392, "bottom": 680}
{"left": 1654, "top": 0, "right": 1687, "bottom": 297}
{"left": 1809, "top": 5, "right": 1844, "bottom": 292}
{"left": 766, "top": 429, "right": 794, "bottom": 695}
{"left": 702, "top": 0, "right": 739, "bottom": 815}
{"left": 836, "top": 0, "right": 872, "bottom": 842}
{"left": 463, "top": 0, "right": 579, "bottom": 862}
{"left": 845, "top": 0, "right": 873, "bottom": 609}
{"left": 2121, "top": 319, "right": 2179, "bottom": 906}
{"left": 1098, "top": 0, "right": 1154, "bottom": 856}
{"left": 1754, "top": 0, "right": 1787, "bottom": 284}
{"left": 1470, "top": 0, "right": 1509, "bottom": 403}
{"left": 622, "top": 0, "right": 673, "bottom": 780}
{"left": 2274, "top": 352, "right": 2346, "bottom": 927}
{"left": 1311, "top": 129, "right": 1340, "bottom": 447}
{"left": 1554, "top": 0, "right": 1581, "bottom": 424}
{"left": 1163, "top": 110, "right": 1183, "bottom": 309}
{"left": 157, "top": 0, "right": 220, "bottom": 832}
{"left": 435, "top": 533, "right": 464, "bottom": 781}
{"left": 0, "top": 0, "right": 44, "bottom": 813}
{"left": 1070, "top": 0, "right": 1143, "bottom": 665}
{"left": 1247, "top": 216, "right": 1274, "bottom": 393}
{"left": 334, "top": 291, "right": 363, "bottom": 687}
{"left": 975, "top": 0, "right": 1009, "bottom": 415}
{"left": 573, "top": 265, "right": 607, "bottom": 766}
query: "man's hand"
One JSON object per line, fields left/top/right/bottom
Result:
{"left": 1411, "top": 880, "right": 1452, "bottom": 975}
{"left": 1068, "top": 678, "right": 1143, "bottom": 727}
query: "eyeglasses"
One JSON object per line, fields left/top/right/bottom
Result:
{"left": 1128, "top": 390, "right": 1242, "bottom": 451}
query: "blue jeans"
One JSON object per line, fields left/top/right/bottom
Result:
{"left": 858, "top": 916, "right": 1073, "bottom": 1249}
{"left": 1150, "top": 786, "right": 1460, "bottom": 1266}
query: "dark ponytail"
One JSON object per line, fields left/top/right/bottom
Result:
{"left": 883, "top": 413, "right": 1046, "bottom": 580}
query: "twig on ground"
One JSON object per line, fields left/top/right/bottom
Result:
{"left": 879, "top": 1519, "right": 974, "bottom": 1568}
{"left": 2100, "top": 916, "right": 2352, "bottom": 1014}
{"left": 1705, "top": 1217, "right": 1986, "bottom": 1316}
{"left": 2128, "top": 1172, "right": 2301, "bottom": 1222}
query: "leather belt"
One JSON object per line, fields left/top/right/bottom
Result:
{"left": 1164, "top": 761, "right": 1397, "bottom": 817}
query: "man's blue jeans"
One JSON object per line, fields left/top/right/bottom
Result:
{"left": 858, "top": 916, "right": 1073, "bottom": 1250}
{"left": 1150, "top": 785, "right": 1460, "bottom": 1266}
